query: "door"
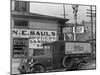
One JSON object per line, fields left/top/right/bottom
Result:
{"left": 52, "top": 43, "right": 65, "bottom": 69}
{"left": 33, "top": 45, "right": 52, "bottom": 69}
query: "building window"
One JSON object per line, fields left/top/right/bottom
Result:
{"left": 14, "top": 20, "right": 28, "bottom": 27}
{"left": 13, "top": 38, "right": 28, "bottom": 58}
{"left": 15, "top": 1, "right": 28, "bottom": 12}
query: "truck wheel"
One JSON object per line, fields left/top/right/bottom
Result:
{"left": 78, "top": 62, "right": 86, "bottom": 70}
{"left": 18, "top": 65, "right": 27, "bottom": 74}
{"left": 31, "top": 64, "right": 46, "bottom": 73}
{"left": 78, "top": 61, "right": 96, "bottom": 70}
{"left": 62, "top": 56, "right": 73, "bottom": 68}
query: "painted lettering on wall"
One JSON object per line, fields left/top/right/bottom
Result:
{"left": 12, "top": 29, "right": 57, "bottom": 48}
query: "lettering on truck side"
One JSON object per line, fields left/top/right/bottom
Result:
{"left": 74, "top": 45, "right": 84, "bottom": 51}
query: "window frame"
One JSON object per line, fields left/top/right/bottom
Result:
{"left": 33, "top": 49, "right": 44, "bottom": 56}
{"left": 14, "top": 1, "right": 28, "bottom": 12}
{"left": 13, "top": 38, "right": 29, "bottom": 58}
{"left": 14, "top": 19, "right": 29, "bottom": 28}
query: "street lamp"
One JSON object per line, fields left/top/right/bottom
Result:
{"left": 72, "top": 5, "right": 79, "bottom": 41}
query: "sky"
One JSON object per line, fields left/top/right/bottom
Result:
{"left": 11, "top": 1, "right": 96, "bottom": 33}
{"left": 12, "top": 1, "right": 96, "bottom": 24}
{"left": 29, "top": 2, "right": 95, "bottom": 24}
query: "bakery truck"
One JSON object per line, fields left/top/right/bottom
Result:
{"left": 18, "top": 40, "right": 94, "bottom": 73}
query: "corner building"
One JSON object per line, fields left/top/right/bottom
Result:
{"left": 11, "top": 0, "right": 69, "bottom": 58}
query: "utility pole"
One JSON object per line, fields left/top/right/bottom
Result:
{"left": 86, "top": 6, "right": 96, "bottom": 39}
{"left": 86, "top": 5, "right": 96, "bottom": 53}
{"left": 72, "top": 5, "right": 79, "bottom": 41}
{"left": 63, "top": 3, "right": 66, "bottom": 19}
{"left": 59, "top": 3, "right": 66, "bottom": 40}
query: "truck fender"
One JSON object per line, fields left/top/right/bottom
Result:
{"left": 62, "top": 56, "right": 80, "bottom": 68}
{"left": 77, "top": 57, "right": 91, "bottom": 64}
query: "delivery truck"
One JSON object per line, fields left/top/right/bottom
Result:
{"left": 18, "top": 40, "right": 93, "bottom": 73}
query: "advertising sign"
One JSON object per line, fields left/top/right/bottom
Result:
{"left": 63, "top": 27, "right": 73, "bottom": 33}
{"left": 73, "top": 26, "right": 84, "bottom": 33}
{"left": 12, "top": 29, "right": 57, "bottom": 48}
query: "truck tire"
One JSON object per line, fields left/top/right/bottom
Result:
{"left": 78, "top": 62, "right": 86, "bottom": 70}
{"left": 31, "top": 64, "right": 46, "bottom": 73}
{"left": 18, "top": 64, "right": 27, "bottom": 74}
{"left": 78, "top": 60, "right": 96, "bottom": 70}
{"left": 62, "top": 56, "right": 73, "bottom": 68}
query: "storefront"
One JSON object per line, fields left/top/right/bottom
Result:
{"left": 11, "top": 11, "right": 69, "bottom": 58}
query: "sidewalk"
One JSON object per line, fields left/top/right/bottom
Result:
{"left": 11, "top": 58, "right": 22, "bottom": 74}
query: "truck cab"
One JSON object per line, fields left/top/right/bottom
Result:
{"left": 31, "top": 41, "right": 66, "bottom": 71}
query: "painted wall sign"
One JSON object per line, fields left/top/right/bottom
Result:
{"left": 12, "top": 29, "right": 57, "bottom": 48}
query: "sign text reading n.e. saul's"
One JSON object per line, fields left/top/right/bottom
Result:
{"left": 12, "top": 29, "right": 57, "bottom": 48}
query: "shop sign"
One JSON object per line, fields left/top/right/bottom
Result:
{"left": 29, "top": 37, "right": 56, "bottom": 48}
{"left": 12, "top": 29, "right": 57, "bottom": 48}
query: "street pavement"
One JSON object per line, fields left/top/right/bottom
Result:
{"left": 11, "top": 58, "right": 96, "bottom": 74}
